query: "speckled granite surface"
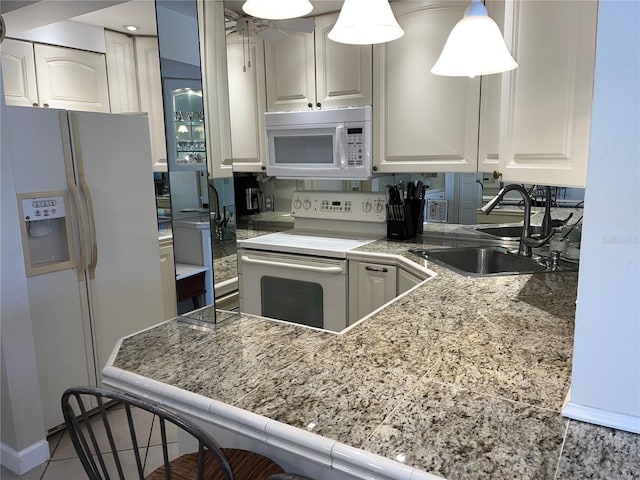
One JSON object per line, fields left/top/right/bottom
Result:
{"left": 115, "top": 229, "right": 636, "bottom": 480}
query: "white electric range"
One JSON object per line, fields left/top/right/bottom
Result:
{"left": 237, "top": 191, "right": 387, "bottom": 332}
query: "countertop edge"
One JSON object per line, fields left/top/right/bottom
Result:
{"left": 101, "top": 365, "right": 443, "bottom": 480}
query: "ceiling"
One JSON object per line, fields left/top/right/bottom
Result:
{"left": 2, "top": 0, "right": 349, "bottom": 39}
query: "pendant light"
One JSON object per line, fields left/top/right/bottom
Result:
{"left": 431, "top": 0, "right": 517, "bottom": 78}
{"left": 242, "top": 0, "right": 313, "bottom": 20}
{"left": 328, "top": 0, "right": 404, "bottom": 45}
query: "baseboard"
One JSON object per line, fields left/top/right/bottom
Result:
{"left": 0, "top": 439, "right": 50, "bottom": 475}
{"left": 562, "top": 402, "right": 640, "bottom": 434}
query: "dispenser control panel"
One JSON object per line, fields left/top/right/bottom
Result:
{"left": 22, "top": 195, "right": 66, "bottom": 221}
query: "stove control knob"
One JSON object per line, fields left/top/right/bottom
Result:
{"left": 293, "top": 198, "right": 302, "bottom": 210}
{"left": 303, "top": 199, "right": 312, "bottom": 210}
{"left": 374, "top": 201, "right": 384, "bottom": 214}
{"left": 362, "top": 201, "right": 372, "bottom": 213}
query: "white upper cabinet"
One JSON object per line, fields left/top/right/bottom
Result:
{"left": 34, "top": 44, "right": 110, "bottom": 112}
{"left": 199, "top": 0, "right": 233, "bottom": 179}
{"left": 477, "top": 0, "right": 504, "bottom": 174}
{"left": 265, "top": 12, "right": 373, "bottom": 112}
{"left": 105, "top": 30, "right": 139, "bottom": 114}
{"left": 265, "top": 32, "right": 316, "bottom": 111}
{"left": 1, "top": 38, "right": 39, "bottom": 107}
{"left": 314, "top": 13, "right": 373, "bottom": 109}
{"left": 496, "top": 0, "right": 597, "bottom": 187}
{"left": 226, "top": 33, "right": 267, "bottom": 173}
{"left": 134, "top": 36, "right": 167, "bottom": 172}
{"left": 373, "top": 1, "right": 480, "bottom": 174}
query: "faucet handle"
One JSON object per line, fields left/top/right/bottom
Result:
{"left": 522, "top": 230, "right": 556, "bottom": 248}
{"left": 551, "top": 212, "right": 574, "bottom": 228}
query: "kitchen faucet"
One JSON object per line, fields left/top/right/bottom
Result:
{"left": 208, "top": 181, "right": 232, "bottom": 241}
{"left": 481, "top": 184, "right": 554, "bottom": 257}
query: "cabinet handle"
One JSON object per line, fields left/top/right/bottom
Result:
{"left": 43, "top": 103, "right": 50, "bottom": 108}
{"left": 365, "top": 266, "right": 388, "bottom": 273}
{"left": 261, "top": 166, "right": 266, "bottom": 171}
{"left": 492, "top": 170, "right": 502, "bottom": 179}
{"left": 316, "top": 102, "right": 321, "bottom": 108}
{"left": 32, "top": 103, "right": 39, "bottom": 107}
{"left": 307, "top": 102, "right": 313, "bottom": 109}
{"left": 372, "top": 166, "right": 378, "bottom": 172}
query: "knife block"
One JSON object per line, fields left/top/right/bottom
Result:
{"left": 386, "top": 203, "right": 416, "bottom": 240}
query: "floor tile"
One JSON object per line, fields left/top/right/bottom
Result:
{"left": 0, "top": 464, "right": 46, "bottom": 480}
{"left": 52, "top": 404, "right": 170, "bottom": 460}
{"left": 363, "top": 379, "right": 567, "bottom": 480}
{"left": 556, "top": 420, "right": 640, "bottom": 479}
{"left": 52, "top": 407, "right": 176, "bottom": 460}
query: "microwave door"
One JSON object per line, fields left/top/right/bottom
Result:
{"left": 267, "top": 126, "right": 339, "bottom": 177}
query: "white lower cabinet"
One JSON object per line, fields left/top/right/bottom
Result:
{"left": 159, "top": 237, "right": 177, "bottom": 320}
{"left": 349, "top": 261, "right": 397, "bottom": 323}
{"left": 397, "top": 267, "right": 422, "bottom": 295}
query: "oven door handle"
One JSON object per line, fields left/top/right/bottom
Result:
{"left": 241, "top": 255, "right": 345, "bottom": 274}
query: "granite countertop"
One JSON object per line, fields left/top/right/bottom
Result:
{"left": 113, "top": 227, "right": 636, "bottom": 479}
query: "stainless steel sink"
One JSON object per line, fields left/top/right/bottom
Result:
{"left": 466, "top": 224, "right": 544, "bottom": 240}
{"left": 410, "top": 246, "right": 578, "bottom": 277}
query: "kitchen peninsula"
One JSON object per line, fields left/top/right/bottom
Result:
{"left": 104, "top": 228, "right": 638, "bottom": 480}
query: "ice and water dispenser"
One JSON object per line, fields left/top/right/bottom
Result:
{"left": 18, "top": 192, "right": 75, "bottom": 276}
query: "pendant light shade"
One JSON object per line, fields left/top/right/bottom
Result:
{"left": 431, "top": 0, "right": 517, "bottom": 78}
{"left": 328, "top": 0, "right": 404, "bottom": 45}
{"left": 242, "top": 0, "right": 313, "bottom": 20}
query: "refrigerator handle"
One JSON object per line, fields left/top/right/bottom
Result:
{"left": 70, "top": 113, "right": 99, "bottom": 280}
{"left": 60, "top": 112, "right": 88, "bottom": 282}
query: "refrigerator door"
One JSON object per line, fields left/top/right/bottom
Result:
{"left": 68, "top": 111, "right": 165, "bottom": 377}
{"left": 7, "top": 107, "right": 95, "bottom": 430}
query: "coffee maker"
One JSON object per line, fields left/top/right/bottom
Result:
{"left": 234, "top": 174, "right": 260, "bottom": 215}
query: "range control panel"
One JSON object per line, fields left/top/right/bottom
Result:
{"left": 291, "top": 191, "right": 386, "bottom": 222}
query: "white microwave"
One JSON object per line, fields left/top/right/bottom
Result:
{"left": 265, "top": 106, "right": 372, "bottom": 180}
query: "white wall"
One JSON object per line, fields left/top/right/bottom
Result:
{"left": 564, "top": 0, "right": 640, "bottom": 433}
{"left": 0, "top": 70, "right": 49, "bottom": 473}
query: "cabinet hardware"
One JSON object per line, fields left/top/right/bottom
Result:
{"left": 365, "top": 266, "right": 388, "bottom": 273}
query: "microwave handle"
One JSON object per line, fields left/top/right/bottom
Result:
{"left": 336, "top": 125, "right": 347, "bottom": 169}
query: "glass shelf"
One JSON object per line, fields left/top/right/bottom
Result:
{"left": 167, "top": 85, "right": 207, "bottom": 172}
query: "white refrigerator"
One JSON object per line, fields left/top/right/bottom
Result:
{"left": 7, "top": 107, "right": 165, "bottom": 431}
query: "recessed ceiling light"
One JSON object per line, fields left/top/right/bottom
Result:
{"left": 123, "top": 25, "right": 140, "bottom": 32}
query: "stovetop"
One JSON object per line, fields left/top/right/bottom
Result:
{"left": 237, "top": 191, "right": 387, "bottom": 258}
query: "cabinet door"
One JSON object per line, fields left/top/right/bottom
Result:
{"left": 373, "top": 1, "right": 480, "bottom": 174}
{"left": 354, "top": 262, "right": 397, "bottom": 320}
{"left": 34, "top": 44, "right": 110, "bottom": 112}
{"left": 134, "top": 36, "right": 168, "bottom": 171}
{"left": 227, "top": 33, "right": 267, "bottom": 172}
{"left": 105, "top": 30, "right": 140, "bottom": 113}
{"left": 498, "top": 0, "right": 597, "bottom": 187}
{"left": 199, "top": 0, "right": 233, "bottom": 179}
{"left": 159, "top": 239, "right": 177, "bottom": 320}
{"left": 265, "top": 32, "right": 316, "bottom": 111}
{"left": 1, "top": 38, "right": 38, "bottom": 107}
{"left": 314, "top": 13, "right": 373, "bottom": 109}
{"left": 477, "top": 0, "right": 505, "bottom": 174}
{"left": 397, "top": 267, "right": 422, "bottom": 295}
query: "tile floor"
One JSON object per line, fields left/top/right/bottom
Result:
{"left": 1, "top": 402, "right": 178, "bottom": 480}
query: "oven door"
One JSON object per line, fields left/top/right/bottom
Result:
{"left": 239, "top": 249, "right": 347, "bottom": 332}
